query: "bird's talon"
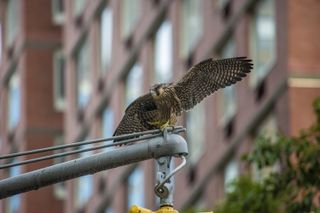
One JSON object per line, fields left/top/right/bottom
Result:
{"left": 167, "top": 125, "right": 175, "bottom": 132}
{"left": 162, "top": 128, "right": 168, "bottom": 141}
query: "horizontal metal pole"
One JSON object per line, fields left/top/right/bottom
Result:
{"left": 0, "top": 134, "right": 188, "bottom": 199}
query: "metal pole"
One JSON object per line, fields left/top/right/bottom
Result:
{"left": 0, "top": 134, "right": 188, "bottom": 199}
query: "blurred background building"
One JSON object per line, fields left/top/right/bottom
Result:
{"left": 0, "top": 0, "right": 319, "bottom": 212}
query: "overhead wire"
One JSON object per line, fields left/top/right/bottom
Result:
{"left": 0, "top": 127, "right": 186, "bottom": 170}
{"left": 0, "top": 126, "right": 184, "bottom": 160}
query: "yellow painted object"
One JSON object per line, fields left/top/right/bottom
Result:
{"left": 129, "top": 205, "right": 213, "bottom": 213}
{"left": 129, "top": 205, "right": 154, "bottom": 213}
{"left": 129, "top": 205, "right": 178, "bottom": 213}
{"left": 155, "top": 206, "right": 179, "bottom": 213}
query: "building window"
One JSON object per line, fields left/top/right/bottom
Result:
{"left": 6, "top": 0, "right": 19, "bottom": 46}
{"left": 257, "top": 113, "right": 277, "bottom": 139}
{"left": 250, "top": 0, "right": 276, "bottom": 86}
{"left": 121, "top": 0, "right": 141, "bottom": 38}
{"left": 53, "top": 50, "right": 65, "bottom": 111}
{"left": 99, "top": 6, "right": 113, "bottom": 73}
{"left": 251, "top": 114, "right": 278, "bottom": 181}
{"left": 102, "top": 106, "right": 114, "bottom": 151}
{"left": 73, "top": 0, "right": 86, "bottom": 17}
{"left": 217, "top": 38, "right": 237, "bottom": 126}
{"left": 53, "top": 135, "right": 67, "bottom": 200}
{"left": 127, "top": 167, "right": 144, "bottom": 209}
{"left": 7, "top": 162, "right": 21, "bottom": 213}
{"left": 8, "top": 71, "right": 20, "bottom": 130}
{"left": 51, "top": 0, "right": 64, "bottom": 24}
{"left": 218, "top": 86, "right": 236, "bottom": 126}
{"left": 104, "top": 207, "right": 114, "bottom": 213}
{"left": 180, "top": 0, "right": 203, "bottom": 58}
{"left": 153, "top": 20, "right": 173, "bottom": 83}
{"left": 186, "top": 102, "right": 205, "bottom": 163}
{"left": 125, "top": 63, "right": 143, "bottom": 107}
{"left": 75, "top": 144, "right": 93, "bottom": 207}
{"left": 0, "top": 24, "right": 2, "bottom": 63}
{"left": 218, "top": 0, "right": 229, "bottom": 8}
{"left": 224, "top": 160, "right": 238, "bottom": 193}
{"left": 75, "top": 39, "right": 92, "bottom": 109}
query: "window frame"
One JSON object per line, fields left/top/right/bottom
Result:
{"left": 98, "top": 5, "right": 113, "bottom": 73}
{"left": 53, "top": 135, "right": 67, "bottom": 200}
{"left": 153, "top": 20, "right": 173, "bottom": 84}
{"left": 251, "top": 113, "right": 279, "bottom": 181}
{"left": 74, "top": 38, "right": 92, "bottom": 110}
{"left": 124, "top": 63, "right": 143, "bottom": 108}
{"left": 51, "top": 0, "right": 65, "bottom": 25}
{"left": 126, "top": 166, "right": 145, "bottom": 210}
{"left": 7, "top": 69, "right": 21, "bottom": 130}
{"left": 224, "top": 159, "right": 239, "bottom": 193}
{"left": 0, "top": 23, "right": 2, "bottom": 63}
{"left": 180, "top": 0, "right": 204, "bottom": 58}
{"left": 72, "top": 0, "right": 86, "bottom": 18}
{"left": 186, "top": 102, "right": 206, "bottom": 164}
{"left": 101, "top": 106, "right": 114, "bottom": 152}
{"left": 6, "top": 159, "right": 21, "bottom": 213}
{"left": 249, "top": 0, "right": 277, "bottom": 87}
{"left": 5, "top": 0, "right": 20, "bottom": 47}
{"left": 121, "top": 0, "right": 141, "bottom": 39}
{"left": 53, "top": 49, "right": 65, "bottom": 111}
{"left": 217, "top": 36, "right": 237, "bottom": 127}
{"left": 74, "top": 143, "right": 94, "bottom": 207}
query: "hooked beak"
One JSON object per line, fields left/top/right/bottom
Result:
{"left": 150, "top": 89, "right": 156, "bottom": 96}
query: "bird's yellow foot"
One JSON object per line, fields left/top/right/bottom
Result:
{"left": 160, "top": 123, "right": 176, "bottom": 140}
{"left": 160, "top": 121, "right": 173, "bottom": 131}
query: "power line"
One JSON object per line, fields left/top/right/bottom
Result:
{"left": 0, "top": 133, "right": 159, "bottom": 169}
{"left": 0, "top": 127, "right": 186, "bottom": 169}
{"left": 0, "top": 127, "right": 184, "bottom": 160}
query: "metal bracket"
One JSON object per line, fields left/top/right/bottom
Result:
{"left": 154, "top": 127, "right": 188, "bottom": 206}
{"left": 154, "top": 155, "right": 186, "bottom": 200}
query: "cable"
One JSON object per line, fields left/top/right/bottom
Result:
{"left": 0, "top": 126, "right": 185, "bottom": 160}
{"left": 0, "top": 133, "right": 160, "bottom": 169}
{"left": 0, "top": 128, "right": 186, "bottom": 169}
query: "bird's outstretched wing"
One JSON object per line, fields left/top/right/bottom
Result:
{"left": 172, "top": 57, "right": 253, "bottom": 111}
{"left": 113, "top": 94, "right": 158, "bottom": 136}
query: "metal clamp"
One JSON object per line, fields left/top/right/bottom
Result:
{"left": 154, "top": 155, "right": 187, "bottom": 206}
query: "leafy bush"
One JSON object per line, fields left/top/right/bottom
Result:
{"left": 213, "top": 97, "right": 320, "bottom": 213}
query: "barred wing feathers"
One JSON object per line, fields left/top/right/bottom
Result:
{"left": 113, "top": 94, "right": 158, "bottom": 136}
{"left": 173, "top": 57, "right": 253, "bottom": 111}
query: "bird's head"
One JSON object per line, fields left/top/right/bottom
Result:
{"left": 150, "top": 83, "right": 171, "bottom": 98}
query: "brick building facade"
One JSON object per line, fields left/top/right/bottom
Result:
{"left": 0, "top": 0, "right": 64, "bottom": 212}
{"left": 0, "top": 0, "right": 319, "bottom": 212}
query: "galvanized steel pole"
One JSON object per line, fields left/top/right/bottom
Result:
{"left": 0, "top": 134, "right": 188, "bottom": 199}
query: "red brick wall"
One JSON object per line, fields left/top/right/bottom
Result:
{"left": 288, "top": 0, "right": 320, "bottom": 73}
{"left": 288, "top": 0, "right": 320, "bottom": 136}
{"left": 0, "top": 0, "right": 63, "bottom": 212}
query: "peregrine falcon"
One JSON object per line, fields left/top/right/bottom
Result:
{"left": 113, "top": 57, "right": 253, "bottom": 138}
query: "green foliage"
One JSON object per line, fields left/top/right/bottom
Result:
{"left": 183, "top": 207, "right": 212, "bottom": 213}
{"left": 213, "top": 176, "right": 283, "bottom": 213}
{"left": 213, "top": 97, "right": 320, "bottom": 213}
